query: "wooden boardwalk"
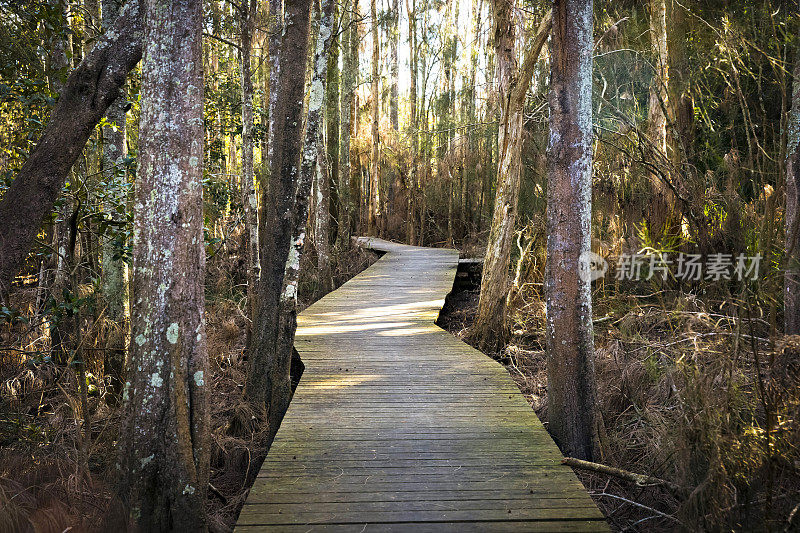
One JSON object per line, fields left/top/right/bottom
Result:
{"left": 237, "top": 239, "right": 608, "bottom": 532}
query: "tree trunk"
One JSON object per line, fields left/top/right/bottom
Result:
{"left": 245, "top": 0, "right": 314, "bottom": 441}
{"left": 266, "top": 0, "right": 284, "bottom": 180}
{"left": 390, "top": 0, "right": 399, "bottom": 131}
{"left": 465, "top": 0, "right": 481, "bottom": 235}
{"left": 667, "top": 0, "right": 692, "bottom": 196}
{"left": 406, "top": 0, "right": 418, "bottom": 245}
{"left": 447, "top": 177, "right": 454, "bottom": 246}
{"left": 240, "top": 0, "right": 260, "bottom": 343}
{"left": 316, "top": 20, "right": 334, "bottom": 293}
{"left": 326, "top": 2, "right": 340, "bottom": 247}
{"left": 472, "top": 4, "right": 551, "bottom": 350}
{"left": 0, "top": 0, "right": 142, "bottom": 303}
{"left": 119, "top": 0, "right": 209, "bottom": 528}
{"left": 338, "top": 0, "right": 356, "bottom": 249}
{"left": 368, "top": 0, "right": 381, "bottom": 235}
{"left": 43, "top": 0, "right": 74, "bottom": 364}
{"left": 276, "top": 0, "right": 336, "bottom": 430}
{"left": 100, "top": 0, "right": 130, "bottom": 393}
{"left": 647, "top": 0, "right": 674, "bottom": 241}
{"left": 785, "top": 37, "right": 800, "bottom": 334}
{"left": 348, "top": 2, "right": 361, "bottom": 238}
{"left": 313, "top": 151, "right": 333, "bottom": 292}
{"left": 545, "top": 0, "right": 598, "bottom": 461}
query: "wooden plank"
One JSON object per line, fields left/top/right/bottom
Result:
{"left": 237, "top": 507, "right": 605, "bottom": 526}
{"left": 236, "top": 238, "right": 607, "bottom": 532}
{"left": 235, "top": 521, "right": 609, "bottom": 533}
{"left": 245, "top": 490, "right": 595, "bottom": 505}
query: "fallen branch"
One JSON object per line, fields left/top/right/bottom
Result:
{"left": 562, "top": 456, "right": 684, "bottom": 495}
{"left": 208, "top": 482, "right": 227, "bottom": 504}
{"left": 594, "top": 492, "right": 687, "bottom": 528}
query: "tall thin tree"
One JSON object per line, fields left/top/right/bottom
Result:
{"left": 338, "top": 0, "right": 357, "bottom": 249}
{"left": 647, "top": 0, "right": 674, "bottom": 240}
{"left": 325, "top": 1, "right": 340, "bottom": 247}
{"left": 785, "top": 30, "right": 800, "bottom": 334}
{"left": 406, "top": 0, "right": 418, "bottom": 245}
{"left": 100, "top": 0, "right": 130, "bottom": 393}
{"left": 240, "top": 0, "right": 260, "bottom": 343}
{"left": 471, "top": 2, "right": 551, "bottom": 350}
{"left": 368, "top": 0, "right": 381, "bottom": 235}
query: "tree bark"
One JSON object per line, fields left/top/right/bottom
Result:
{"left": 785, "top": 35, "right": 800, "bottom": 334}
{"left": 646, "top": 0, "right": 674, "bottom": 240}
{"left": 348, "top": 0, "right": 361, "bottom": 238}
{"left": 240, "top": 0, "right": 260, "bottom": 343}
{"left": 338, "top": 0, "right": 357, "bottom": 249}
{"left": 471, "top": 4, "right": 551, "bottom": 350}
{"left": 368, "top": 0, "right": 381, "bottom": 235}
{"left": 390, "top": 0, "right": 399, "bottom": 131}
{"left": 265, "top": 0, "right": 284, "bottom": 181}
{"left": 667, "top": 0, "right": 692, "bottom": 201}
{"left": 100, "top": 0, "right": 130, "bottom": 394}
{"left": 326, "top": 2, "right": 340, "bottom": 246}
{"left": 545, "top": 0, "right": 598, "bottom": 461}
{"left": 406, "top": 0, "right": 418, "bottom": 245}
{"left": 245, "top": 0, "right": 314, "bottom": 442}
{"left": 292, "top": 0, "right": 335, "bottom": 343}
{"left": 119, "top": 0, "right": 209, "bottom": 528}
{"left": 45, "top": 0, "right": 74, "bottom": 364}
{"left": 0, "top": 0, "right": 142, "bottom": 303}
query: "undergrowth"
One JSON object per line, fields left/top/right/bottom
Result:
{"left": 443, "top": 246, "right": 800, "bottom": 532}
{"left": 0, "top": 238, "right": 379, "bottom": 533}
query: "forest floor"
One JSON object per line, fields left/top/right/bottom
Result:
{"left": 437, "top": 258, "right": 800, "bottom": 532}
{"left": 2, "top": 239, "right": 798, "bottom": 532}
{"left": 0, "top": 243, "right": 380, "bottom": 533}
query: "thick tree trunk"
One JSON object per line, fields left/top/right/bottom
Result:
{"left": 245, "top": 0, "right": 314, "bottom": 441}
{"left": 0, "top": 0, "right": 142, "bottom": 303}
{"left": 368, "top": 0, "right": 381, "bottom": 235}
{"left": 785, "top": 39, "right": 800, "bottom": 334}
{"left": 545, "top": 0, "right": 598, "bottom": 462}
{"left": 119, "top": 0, "right": 208, "bottom": 528}
{"left": 100, "top": 0, "right": 130, "bottom": 393}
{"left": 472, "top": 4, "right": 551, "bottom": 350}
{"left": 240, "top": 0, "right": 260, "bottom": 342}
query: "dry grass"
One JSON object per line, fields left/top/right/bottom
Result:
{"left": 0, "top": 240, "right": 379, "bottom": 533}
{"left": 443, "top": 277, "right": 800, "bottom": 531}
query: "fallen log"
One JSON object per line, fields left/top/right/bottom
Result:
{"left": 562, "top": 456, "right": 684, "bottom": 495}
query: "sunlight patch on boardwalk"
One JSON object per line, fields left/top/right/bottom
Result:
{"left": 236, "top": 238, "right": 609, "bottom": 532}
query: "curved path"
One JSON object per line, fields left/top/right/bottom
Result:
{"left": 236, "top": 239, "right": 608, "bottom": 532}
